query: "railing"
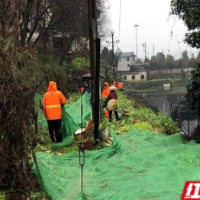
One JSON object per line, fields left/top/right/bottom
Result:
{"left": 171, "top": 104, "right": 199, "bottom": 136}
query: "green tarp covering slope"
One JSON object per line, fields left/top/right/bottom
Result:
{"left": 53, "top": 92, "right": 92, "bottom": 149}
{"left": 34, "top": 127, "right": 200, "bottom": 200}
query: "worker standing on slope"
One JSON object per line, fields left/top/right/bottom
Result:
{"left": 106, "top": 85, "right": 120, "bottom": 122}
{"left": 112, "top": 80, "right": 117, "bottom": 87}
{"left": 118, "top": 81, "right": 123, "bottom": 91}
{"left": 101, "top": 82, "right": 110, "bottom": 117}
{"left": 42, "top": 81, "right": 66, "bottom": 143}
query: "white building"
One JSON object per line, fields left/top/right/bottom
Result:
{"left": 119, "top": 71, "right": 148, "bottom": 81}
{"left": 117, "top": 52, "right": 136, "bottom": 71}
{"left": 117, "top": 52, "right": 147, "bottom": 81}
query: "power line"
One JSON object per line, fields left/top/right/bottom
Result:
{"left": 166, "top": 17, "right": 177, "bottom": 51}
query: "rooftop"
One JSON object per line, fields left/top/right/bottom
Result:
{"left": 120, "top": 52, "right": 135, "bottom": 58}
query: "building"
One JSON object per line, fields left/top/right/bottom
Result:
{"left": 119, "top": 70, "right": 147, "bottom": 81}
{"left": 117, "top": 52, "right": 136, "bottom": 71}
{"left": 117, "top": 52, "right": 148, "bottom": 81}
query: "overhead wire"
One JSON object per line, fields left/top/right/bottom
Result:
{"left": 166, "top": 16, "right": 178, "bottom": 51}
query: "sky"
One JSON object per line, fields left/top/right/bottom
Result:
{"left": 103, "top": 0, "right": 198, "bottom": 60}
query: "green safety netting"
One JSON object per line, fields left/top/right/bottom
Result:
{"left": 34, "top": 125, "right": 200, "bottom": 200}
{"left": 53, "top": 92, "right": 92, "bottom": 149}
{"left": 35, "top": 92, "right": 92, "bottom": 149}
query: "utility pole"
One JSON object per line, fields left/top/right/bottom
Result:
{"left": 142, "top": 43, "right": 147, "bottom": 61}
{"left": 88, "top": 0, "right": 100, "bottom": 143}
{"left": 153, "top": 44, "right": 155, "bottom": 57}
{"left": 111, "top": 32, "right": 114, "bottom": 79}
{"left": 177, "top": 41, "right": 181, "bottom": 59}
{"left": 106, "top": 32, "right": 119, "bottom": 80}
{"left": 134, "top": 24, "right": 139, "bottom": 59}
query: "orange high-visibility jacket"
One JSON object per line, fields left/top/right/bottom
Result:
{"left": 113, "top": 80, "right": 117, "bottom": 87}
{"left": 118, "top": 82, "right": 123, "bottom": 89}
{"left": 101, "top": 82, "right": 110, "bottom": 98}
{"left": 42, "top": 81, "right": 66, "bottom": 120}
{"left": 80, "top": 87, "right": 84, "bottom": 94}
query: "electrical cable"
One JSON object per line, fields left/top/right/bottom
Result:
{"left": 166, "top": 16, "right": 177, "bottom": 51}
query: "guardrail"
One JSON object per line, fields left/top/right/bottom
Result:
{"left": 171, "top": 104, "right": 199, "bottom": 136}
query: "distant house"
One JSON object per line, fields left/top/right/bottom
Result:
{"left": 117, "top": 52, "right": 136, "bottom": 71}
{"left": 119, "top": 70, "right": 147, "bottom": 81}
{"left": 118, "top": 54, "right": 148, "bottom": 81}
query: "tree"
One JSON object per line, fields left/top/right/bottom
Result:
{"left": 0, "top": 1, "right": 41, "bottom": 194}
{"left": 101, "top": 47, "right": 120, "bottom": 67}
{"left": 96, "top": 0, "right": 111, "bottom": 38}
{"left": 149, "top": 56, "right": 158, "bottom": 70}
{"left": 165, "top": 54, "right": 175, "bottom": 69}
{"left": 182, "top": 50, "right": 189, "bottom": 68}
{"left": 136, "top": 58, "right": 143, "bottom": 64}
{"left": 180, "top": 68, "right": 186, "bottom": 79}
{"left": 156, "top": 52, "right": 165, "bottom": 67}
{"left": 114, "top": 47, "right": 122, "bottom": 67}
{"left": 171, "top": 0, "right": 200, "bottom": 48}
{"left": 155, "top": 52, "right": 165, "bottom": 78}
{"left": 101, "top": 47, "right": 109, "bottom": 61}
{"left": 186, "top": 62, "right": 200, "bottom": 114}
{"left": 189, "top": 57, "right": 196, "bottom": 68}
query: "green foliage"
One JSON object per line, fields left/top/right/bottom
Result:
{"left": 180, "top": 68, "right": 186, "bottom": 79}
{"left": 156, "top": 113, "right": 179, "bottom": 135}
{"left": 171, "top": 0, "right": 200, "bottom": 48}
{"left": 133, "top": 121, "right": 153, "bottom": 132}
{"left": 37, "top": 54, "right": 69, "bottom": 94}
{"left": 72, "top": 57, "right": 90, "bottom": 71}
{"left": 0, "top": 192, "right": 5, "bottom": 200}
{"left": 186, "top": 62, "right": 200, "bottom": 114}
{"left": 129, "top": 78, "right": 187, "bottom": 92}
{"left": 101, "top": 91, "right": 179, "bottom": 135}
{"left": 136, "top": 58, "right": 143, "bottom": 64}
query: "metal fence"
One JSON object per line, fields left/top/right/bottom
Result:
{"left": 171, "top": 104, "right": 199, "bottom": 136}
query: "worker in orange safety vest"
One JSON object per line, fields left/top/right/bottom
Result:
{"left": 101, "top": 82, "right": 110, "bottom": 117}
{"left": 112, "top": 80, "right": 117, "bottom": 87}
{"left": 42, "top": 81, "right": 66, "bottom": 143}
{"left": 118, "top": 82, "right": 123, "bottom": 90}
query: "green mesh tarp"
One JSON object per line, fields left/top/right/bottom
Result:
{"left": 53, "top": 93, "right": 92, "bottom": 149}
{"left": 34, "top": 127, "right": 200, "bottom": 200}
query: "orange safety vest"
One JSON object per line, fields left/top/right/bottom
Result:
{"left": 113, "top": 81, "right": 117, "bottom": 87}
{"left": 102, "top": 82, "right": 110, "bottom": 98}
{"left": 80, "top": 87, "right": 84, "bottom": 94}
{"left": 118, "top": 82, "right": 123, "bottom": 89}
{"left": 42, "top": 81, "right": 66, "bottom": 120}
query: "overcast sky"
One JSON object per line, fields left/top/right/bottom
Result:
{"left": 103, "top": 0, "right": 197, "bottom": 60}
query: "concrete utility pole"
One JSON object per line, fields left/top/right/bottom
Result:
{"left": 134, "top": 24, "right": 139, "bottom": 59}
{"left": 153, "top": 44, "right": 155, "bottom": 57}
{"left": 111, "top": 32, "right": 114, "bottom": 78}
{"left": 142, "top": 43, "right": 147, "bottom": 61}
{"left": 106, "top": 32, "right": 119, "bottom": 79}
{"left": 177, "top": 41, "right": 181, "bottom": 59}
